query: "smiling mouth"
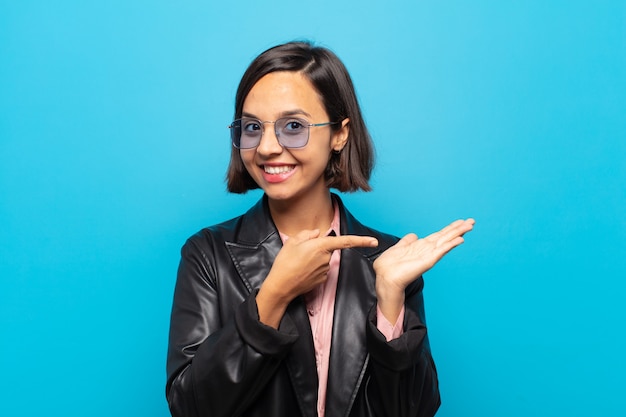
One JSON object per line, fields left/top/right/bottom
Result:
{"left": 263, "top": 165, "right": 295, "bottom": 174}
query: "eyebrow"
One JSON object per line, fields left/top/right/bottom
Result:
{"left": 241, "top": 109, "right": 313, "bottom": 119}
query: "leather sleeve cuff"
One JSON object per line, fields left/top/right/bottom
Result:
{"left": 235, "top": 291, "right": 299, "bottom": 357}
{"left": 366, "top": 305, "right": 427, "bottom": 371}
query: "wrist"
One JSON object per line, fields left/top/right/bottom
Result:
{"left": 375, "top": 279, "right": 405, "bottom": 324}
{"left": 256, "top": 282, "right": 290, "bottom": 329}
{"left": 375, "top": 278, "right": 405, "bottom": 302}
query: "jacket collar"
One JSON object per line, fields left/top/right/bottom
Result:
{"left": 232, "top": 193, "right": 384, "bottom": 255}
{"left": 223, "top": 196, "right": 282, "bottom": 294}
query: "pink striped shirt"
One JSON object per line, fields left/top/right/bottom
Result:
{"left": 279, "top": 201, "right": 404, "bottom": 417}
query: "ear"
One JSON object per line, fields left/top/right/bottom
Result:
{"left": 332, "top": 118, "right": 350, "bottom": 152}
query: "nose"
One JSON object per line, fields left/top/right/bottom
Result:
{"left": 256, "top": 122, "right": 283, "bottom": 156}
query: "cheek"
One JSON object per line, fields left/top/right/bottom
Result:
{"left": 239, "top": 151, "right": 256, "bottom": 173}
{"left": 300, "top": 149, "right": 333, "bottom": 172}
{"left": 240, "top": 149, "right": 252, "bottom": 162}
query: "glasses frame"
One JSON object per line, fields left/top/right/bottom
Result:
{"left": 229, "top": 117, "right": 340, "bottom": 149}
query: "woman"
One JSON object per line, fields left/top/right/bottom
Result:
{"left": 166, "top": 41, "right": 474, "bottom": 417}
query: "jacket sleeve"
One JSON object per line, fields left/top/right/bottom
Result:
{"left": 364, "top": 276, "right": 441, "bottom": 417}
{"left": 165, "top": 235, "right": 299, "bottom": 417}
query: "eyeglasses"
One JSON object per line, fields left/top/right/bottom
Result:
{"left": 229, "top": 117, "right": 339, "bottom": 149}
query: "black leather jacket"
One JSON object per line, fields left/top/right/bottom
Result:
{"left": 166, "top": 195, "right": 440, "bottom": 417}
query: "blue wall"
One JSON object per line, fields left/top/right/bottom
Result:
{"left": 1, "top": 1, "right": 624, "bottom": 416}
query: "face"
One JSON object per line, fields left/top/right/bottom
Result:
{"left": 240, "top": 71, "right": 349, "bottom": 204}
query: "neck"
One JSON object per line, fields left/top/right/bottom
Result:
{"left": 268, "top": 191, "right": 335, "bottom": 237}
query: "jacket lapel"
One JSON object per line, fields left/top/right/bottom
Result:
{"left": 325, "top": 198, "right": 388, "bottom": 417}
{"left": 225, "top": 195, "right": 319, "bottom": 417}
{"left": 284, "top": 297, "right": 319, "bottom": 417}
{"left": 224, "top": 196, "right": 281, "bottom": 292}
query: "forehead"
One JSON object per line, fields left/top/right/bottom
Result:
{"left": 243, "top": 71, "right": 326, "bottom": 118}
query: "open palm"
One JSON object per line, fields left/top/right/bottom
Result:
{"left": 374, "top": 219, "right": 475, "bottom": 293}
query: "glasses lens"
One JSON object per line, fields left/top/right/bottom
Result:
{"left": 229, "top": 119, "right": 242, "bottom": 148}
{"left": 231, "top": 118, "right": 263, "bottom": 149}
{"left": 276, "top": 117, "right": 309, "bottom": 148}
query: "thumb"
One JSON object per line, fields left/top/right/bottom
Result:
{"left": 397, "top": 233, "right": 419, "bottom": 246}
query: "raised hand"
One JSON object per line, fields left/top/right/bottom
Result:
{"left": 374, "top": 219, "right": 475, "bottom": 322}
{"left": 257, "top": 229, "right": 378, "bottom": 328}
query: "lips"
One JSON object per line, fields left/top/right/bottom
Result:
{"left": 260, "top": 164, "right": 296, "bottom": 183}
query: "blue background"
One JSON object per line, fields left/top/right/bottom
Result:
{"left": 1, "top": 1, "right": 625, "bottom": 416}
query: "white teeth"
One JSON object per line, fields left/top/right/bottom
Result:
{"left": 264, "top": 165, "right": 294, "bottom": 174}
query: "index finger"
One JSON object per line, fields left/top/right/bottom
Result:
{"left": 318, "top": 235, "right": 379, "bottom": 252}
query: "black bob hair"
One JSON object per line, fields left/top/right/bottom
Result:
{"left": 226, "top": 41, "right": 374, "bottom": 193}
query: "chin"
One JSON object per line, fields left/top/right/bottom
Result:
{"left": 263, "top": 189, "right": 296, "bottom": 202}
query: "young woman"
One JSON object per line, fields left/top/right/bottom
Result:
{"left": 166, "top": 41, "right": 474, "bottom": 417}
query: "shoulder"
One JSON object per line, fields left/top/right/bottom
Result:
{"left": 183, "top": 216, "right": 241, "bottom": 252}
{"left": 176, "top": 216, "right": 243, "bottom": 279}
{"left": 335, "top": 194, "right": 399, "bottom": 253}
{"left": 354, "top": 222, "right": 399, "bottom": 248}
{"left": 180, "top": 195, "right": 271, "bottom": 256}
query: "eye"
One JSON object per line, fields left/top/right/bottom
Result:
{"left": 283, "top": 119, "right": 306, "bottom": 132}
{"left": 242, "top": 119, "right": 262, "bottom": 133}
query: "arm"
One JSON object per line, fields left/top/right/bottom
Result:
{"left": 374, "top": 219, "right": 475, "bottom": 324}
{"left": 365, "top": 277, "right": 440, "bottom": 417}
{"left": 165, "top": 236, "right": 298, "bottom": 417}
{"left": 166, "top": 230, "right": 380, "bottom": 416}
{"left": 364, "top": 218, "right": 474, "bottom": 416}
{"left": 256, "top": 230, "right": 379, "bottom": 328}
